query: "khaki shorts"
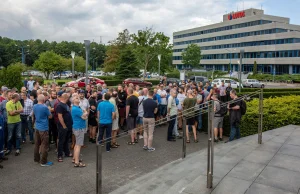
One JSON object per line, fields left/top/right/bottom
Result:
{"left": 73, "top": 129, "right": 85, "bottom": 146}
{"left": 213, "top": 117, "right": 223, "bottom": 129}
{"left": 112, "top": 118, "right": 119, "bottom": 131}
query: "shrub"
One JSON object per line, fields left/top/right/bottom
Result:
{"left": 105, "top": 80, "right": 123, "bottom": 86}
{"left": 221, "top": 95, "right": 300, "bottom": 137}
{"left": 32, "top": 76, "right": 44, "bottom": 85}
{"left": 57, "top": 81, "right": 66, "bottom": 86}
{"left": 95, "top": 76, "right": 116, "bottom": 80}
{"left": 238, "top": 91, "right": 300, "bottom": 99}
{"left": 147, "top": 80, "right": 160, "bottom": 85}
{"left": 0, "top": 63, "right": 25, "bottom": 90}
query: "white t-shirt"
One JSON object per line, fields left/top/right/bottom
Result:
{"left": 219, "top": 85, "right": 227, "bottom": 96}
{"left": 177, "top": 93, "right": 186, "bottom": 110}
{"left": 79, "top": 98, "right": 90, "bottom": 111}
{"left": 138, "top": 96, "right": 145, "bottom": 117}
{"left": 158, "top": 89, "right": 167, "bottom": 105}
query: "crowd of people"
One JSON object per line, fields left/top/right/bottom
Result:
{"left": 0, "top": 76, "right": 244, "bottom": 168}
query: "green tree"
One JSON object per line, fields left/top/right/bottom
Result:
{"left": 0, "top": 62, "right": 25, "bottom": 89}
{"left": 131, "top": 28, "right": 172, "bottom": 79}
{"left": 103, "top": 45, "right": 120, "bottom": 72}
{"left": 116, "top": 47, "right": 139, "bottom": 79}
{"left": 253, "top": 61, "right": 258, "bottom": 75}
{"left": 181, "top": 44, "right": 202, "bottom": 68}
{"left": 74, "top": 56, "right": 87, "bottom": 73}
{"left": 33, "top": 51, "right": 63, "bottom": 79}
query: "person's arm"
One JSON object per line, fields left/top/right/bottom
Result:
{"left": 167, "top": 97, "right": 172, "bottom": 115}
{"left": 58, "top": 113, "right": 67, "bottom": 129}
{"left": 16, "top": 102, "right": 23, "bottom": 113}
{"left": 81, "top": 110, "right": 88, "bottom": 120}
{"left": 48, "top": 109, "right": 52, "bottom": 119}
{"left": 7, "top": 103, "right": 18, "bottom": 116}
{"left": 126, "top": 105, "right": 130, "bottom": 118}
{"left": 154, "top": 107, "right": 158, "bottom": 114}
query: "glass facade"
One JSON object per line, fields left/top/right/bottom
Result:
{"left": 173, "top": 38, "right": 300, "bottom": 52}
{"left": 174, "top": 20, "right": 272, "bottom": 39}
{"left": 174, "top": 28, "right": 287, "bottom": 46}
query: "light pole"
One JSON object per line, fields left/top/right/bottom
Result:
{"left": 238, "top": 49, "right": 244, "bottom": 93}
{"left": 158, "top": 54, "right": 161, "bottom": 76}
{"left": 84, "top": 40, "right": 91, "bottom": 89}
{"left": 71, "top": 51, "right": 75, "bottom": 80}
{"left": 15, "top": 44, "right": 29, "bottom": 64}
{"left": 224, "top": 48, "right": 236, "bottom": 78}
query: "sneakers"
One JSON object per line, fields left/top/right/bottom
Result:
{"left": 139, "top": 135, "right": 144, "bottom": 139}
{"left": 5, "top": 150, "right": 11, "bottom": 155}
{"left": 143, "top": 146, "right": 148, "bottom": 150}
{"left": 214, "top": 138, "right": 219, "bottom": 143}
{"left": 41, "top": 161, "right": 53, "bottom": 167}
{"left": 148, "top": 147, "right": 155, "bottom": 152}
{"left": 219, "top": 137, "right": 223, "bottom": 141}
{"left": 15, "top": 149, "right": 20, "bottom": 156}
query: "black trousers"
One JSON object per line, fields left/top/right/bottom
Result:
{"left": 167, "top": 115, "right": 176, "bottom": 140}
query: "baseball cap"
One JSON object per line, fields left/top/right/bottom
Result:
{"left": 1, "top": 86, "right": 8, "bottom": 92}
{"left": 57, "top": 90, "right": 65, "bottom": 97}
{"left": 78, "top": 90, "right": 85, "bottom": 94}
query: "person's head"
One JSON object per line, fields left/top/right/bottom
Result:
{"left": 12, "top": 93, "right": 20, "bottom": 103}
{"left": 112, "top": 91, "right": 118, "bottom": 98}
{"left": 127, "top": 87, "right": 133, "bottom": 95}
{"left": 37, "top": 94, "right": 45, "bottom": 104}
{"left": 74, "top": 83, "right": 78, "bottom": 89}
{"left": 204, "top": 86, "right": 208, "bottom": 91}
{"left": 43, "top": 84, "right": 48, "bottom": 91}
{"left": 187, "top": 89, "right": 193, "bottom": 98}
{"left": 42, "top": 91, "right": 49, "bottom": 101}
{"left": 20, "top": 92, "right": 27, "bottom": 100}
{"left": 55, "top": 86, "right": 61, "bottom": 93}
{"left": 6, "top": 90, "right": 12, "bottom": 100}
{"left": 51, "top": 90, "right": 57, "bottom": 99}
{"left": 221, "top": 81, "right": 224, "bottom": 86}
{"left": 170, "top": 89, "right": 177, "bottom": 97}
{"left": 92, "top": 90, "right": 97, "bottom": 98}
{"left": 86, "top": 84, "right": 91, "bottom": 91}
{"left": 51, "top": 83, "right": 57, "bottom": 89}
{"left": 148, "top": 90, "right": 154, "bottom": 98}
{"left": 104, "top": 93, "right": 111, "bottom": 101}
{"left": 118, "top": 84, "right": 123, "bottom": 92}
{"left": 230, "top": 89, "right": 237, "bottom": 99}
{"left": 179, "top": 87, "right": 184, "bottom": 93}
{"left": 61, "top": 93, "right": 70, "bottom": 103}
{"left": 168, "top": 83, "right": 173, "bottom": 88}
{"left": 153, "top": 88, "right": 157, "bottom": 94}
{"left": 30, "top": 76, "right": 33, "bottom": 81}
{"left": 228, "top": 83, "right": 231, "bottom": 87}
{"left": 72, "top": 95, "right": 80, "bottom": 106}
{"left": 160, "top": 84, "right": 164, "bottom": 90}
{"left": 143, "top": 88, "right": 148, "bottom": 96}
{"left": 79, "top": 90, "right": 85, "bottom": 99}
{"left": 102, "top": 84, "right": 107, "bottom": 89}
{"left": 211, "top": 93, "right": 218, "bottom": 100}
{"left": 33, "top": 81, "right": 39, "bottom": 88}
{"left": 129, "top": 83, "right": 134, "bottom": 88}
{"left": 198, "top": 86, "right": 202, "bottom": 92}
{"left": 21, "top": 87, "right": 26, "bottom": 93}
{"left": 138, "top": 90, "right": 144, "bottom": 96}
{"left": 135, "top": 85, "right": 140, "bottom": 91}
{"left": 37, "top": 89, "right": 43, "bottom": 96}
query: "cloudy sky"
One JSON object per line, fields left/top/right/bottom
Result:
{"left": 0, "top": 0, "right": 299, "bottom": 43}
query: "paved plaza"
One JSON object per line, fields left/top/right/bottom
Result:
{"left": 0, "top": 125, "right": 212, "bottom": 194}
{"left": 110, "top": 125, "right": 300, "bottom": 194}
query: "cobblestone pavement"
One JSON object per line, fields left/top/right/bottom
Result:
{"left": 0, "top": 124, "right": 217, "bottom": 194}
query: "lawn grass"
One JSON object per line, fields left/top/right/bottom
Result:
{"left": 44, "top": 79, "right": 72, "bottom": 84}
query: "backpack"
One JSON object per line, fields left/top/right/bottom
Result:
{"left": 240, "top": 100, "right": 247, "bottom": 115}
{"left": 216, "top": 101, "right": 228, "bottom": 117}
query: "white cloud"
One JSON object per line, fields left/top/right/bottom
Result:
{"left": 0, "top": 0, "right": 264, "bottom": 43}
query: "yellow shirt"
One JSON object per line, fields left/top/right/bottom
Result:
{"left": 133, "top": 91, "right": 139, "bottom": 98}
{"left": 6, "top": 100, "right": 22, "bottom": 124}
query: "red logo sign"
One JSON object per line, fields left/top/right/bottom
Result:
{"left": 228, "top": 11, "right": 245, "bottom": 20}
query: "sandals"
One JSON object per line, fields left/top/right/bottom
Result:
{"left": 127, "top": 142, "right": 135, "bottom": 145}
{"left": 65, "top": 153, "right": 73, "bottom": 157}
{"left": 194, "top": 139, "right": 199, "bottom": 143}
{"left": 134, "top": 139, "right": 138, "bottom": 143}
{"left": 114, "top": 142, "right": 120, "bottom": 146}
{"left": 111, "top": 144, "right": 118, "bottom": 148}
{"left": 186, "top": 140, "right": 190, "bottom": 143}
{"left": 74, "top": 162, "right": 86, "bottom": 168}
{"left": 72, "top": 159, "right": 83, "bottom": 163}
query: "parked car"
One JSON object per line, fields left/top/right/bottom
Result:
{"left": 53, "top": 73, "right": 71, "bottom": 79}
{"left": 66, "top": 77, "right": 105, "bottom": 88}
{"left": 189, "top": 76, "right": 209, "bottom": 85}
{"left": 212, "top": 78, "right": 243, "bottom": 89}
{"left": 167, "top": 78, "right": 181, "bottom": 86}
{"left": 123, "top": 78, "right": 152, "bottom": 87}
{"left": 242, "top": 79, "right": 265, "bottom": 88}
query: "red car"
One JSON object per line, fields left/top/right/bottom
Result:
{"left": 66, "top": 77, "right": 105, "bottom": 88}
{"left": 123, "top": 78, "right": 152, "bottom": 87}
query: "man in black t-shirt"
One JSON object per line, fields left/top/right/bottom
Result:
{"left": 142, "top": 90, "right": 158, "bottom": 151}
{"left": 56, "top": 93, "right": 73, "bottom": 162}
{"left": 126, "top": 87, "right": 139, "bottom": 145}
{"left": 88, "top": 90, "right": 98, "bottom": 143}
{"left": 117, "top": 85, "right": 127, "bottom": 130}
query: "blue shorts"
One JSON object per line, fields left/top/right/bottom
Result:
{"left": 159, "top": 105, "right": 167, "bottom": 117}
{"left": 136, "top": 116, "right": 143, "bottom": 125}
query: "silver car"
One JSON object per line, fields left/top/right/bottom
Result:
{"left": 242, "top": 79, "right": 265, "bottom": 88}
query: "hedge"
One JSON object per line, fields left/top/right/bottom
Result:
{"left": 241, "top": 88, "right": 300, "bottom": 93}
{"left": 199, "top": 95, "right": 300, "bottom": 137}
{"left": 238, "top": 91, "right": 300, "bottom": 99}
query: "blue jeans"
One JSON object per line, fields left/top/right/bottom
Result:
{"left": 98, "top": 123, "right": 112, "bottom": 151}
{"left": 7, "top": 122, "right": 21, "bottom": 151}
{"left": 229, "top": 125, "right": 241, "bottom": 141}
{"left": 197, "top": 114, "right": 202, "bottom": 131}
{"left": 21, "top": 115, "right": 34, "bottom": 142}
{"left": 167, "top": 115, "right": 176, "bottom": 140}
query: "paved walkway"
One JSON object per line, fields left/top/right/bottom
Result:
{"left": 110, "top": 125, "right": 300, "bottom": 194}
{"left": 0, "top": 125, "right": 215, "bottom": 194}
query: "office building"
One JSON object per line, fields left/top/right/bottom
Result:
{"left": 173, "top": 8, "right": 300, "bottom": 74}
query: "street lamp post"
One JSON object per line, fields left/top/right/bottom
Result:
{"left": 71, "top": 51, "right": 75, "bottom": 81}
{"left": 239, "top": 49, "right": 244, "bottom": 93}
{"left": 84, "top": 40, "right": 91, "bottom": 89}
{"left": 16, "top": 44, "right": 29, "bottom": 64}
{"left": 224, "top": 48, "right": 236, "bottom": 78}
{"left": 158, "top": 54, "right": 161, "bottom": 76}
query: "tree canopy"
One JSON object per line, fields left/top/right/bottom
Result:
{"left": 181, "top": 44, "right": 202, "bottom": 68}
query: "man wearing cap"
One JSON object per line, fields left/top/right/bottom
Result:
{"left": 6, "top": 93, "right": 23, "bottom": 156}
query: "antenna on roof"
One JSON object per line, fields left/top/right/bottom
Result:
{"left": 243, "top": 0, "right": 244, "bottom": 10}
{"left": 261, "top": 4, "right": 263, "bottom": 10}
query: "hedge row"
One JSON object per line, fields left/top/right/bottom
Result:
{"left": 238, "top": 91, "right": 300, "bottom": 99}
{"left": 241, "top": 88, "right": 300, "bottom": 92}
{"left": 201, "top": 95, "right": 300, "bottom": 137}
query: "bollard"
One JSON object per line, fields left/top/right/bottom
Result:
{"left": 96, "top": 144, "right": 102, "bottom": 194}
{"left": 182, "top": 117, "right": 187, "bottom": 159}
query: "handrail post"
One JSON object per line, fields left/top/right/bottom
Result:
{"left": 207, "top": 101, "right": 214, "bottom": 188}
{"left": 182, "top": 117, "right": 187, "bottom": 159}
{"left": 96, "top": 144, "right": 102, "bottom": 194}
{"left": 258, "top": 89, "right": 263, "bottom": 144}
